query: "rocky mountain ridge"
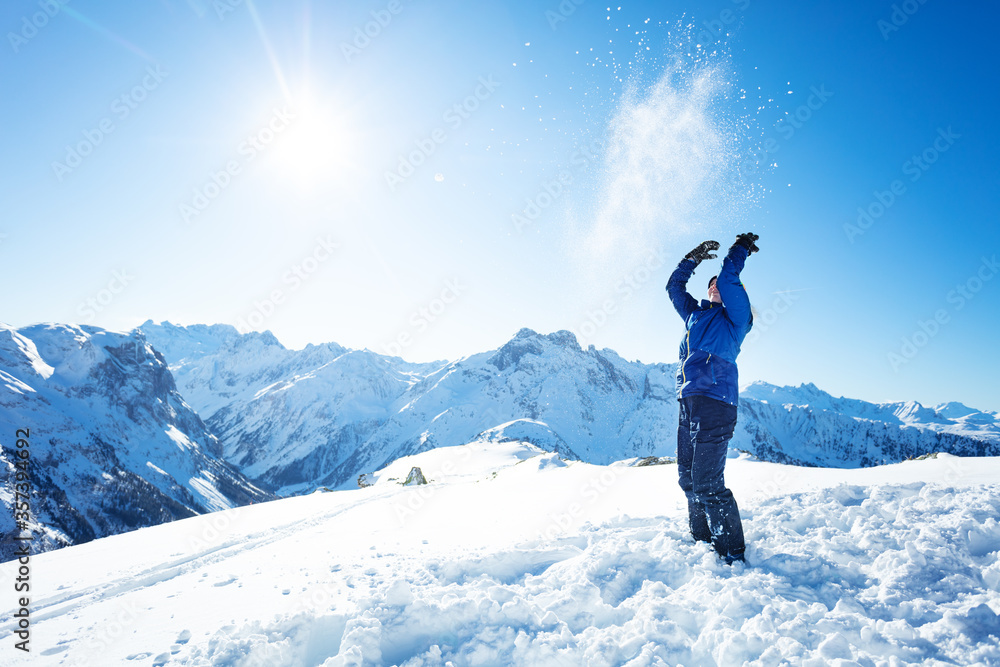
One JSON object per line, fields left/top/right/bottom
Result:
{"left": 0, "top": 323, "right": 273, "bottom": 560}
{"left": 139, "top": 322, "right": 1000, "bottom": 493}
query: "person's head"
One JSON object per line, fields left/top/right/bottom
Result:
{"left": 708, "top": 276, "right": 722, "bottom": 304}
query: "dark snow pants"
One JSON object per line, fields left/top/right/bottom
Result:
{"left": 677, "top": 395, "right": 745, "bottom": 563}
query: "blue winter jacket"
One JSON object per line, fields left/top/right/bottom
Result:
{"left": 666, "top": 244, "right": 753, "bottom": 406}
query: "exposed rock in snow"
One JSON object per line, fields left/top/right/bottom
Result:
{"left": 403, "top": 467, "right": 427, "bottom": 486}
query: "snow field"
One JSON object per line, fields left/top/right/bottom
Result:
{"left": 1, "top": 446, "right": 999, "bottom": 666}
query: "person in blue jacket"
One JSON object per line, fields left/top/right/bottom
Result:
{"left": 666, "top": 233, "right": 759, "bottom": 564}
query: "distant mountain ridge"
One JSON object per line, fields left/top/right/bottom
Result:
{"left": 4, "top": 320, "right": 998, "bottom": 559}
{"left": 139, "top": 322, "right": 1000, "bottom": 493}
{"left": 0, "top": 323, "right": 273, "bottom": 560}
{"left": 737, "top": 381, "right": 999, "bottom": 467}
{"left": 138, "top": 320, "right": 445, "bottom": 494}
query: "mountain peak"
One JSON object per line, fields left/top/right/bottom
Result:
{"left": 257, "top": 330, "right": 283, "bottom": 347}
{"left": 546, "top": 330, "right": 582, "bottom": 351}
{"left": 739, "top": 380, "right": 839, "bottom": 410}
{"left": 933, "top": 401, "right": 982, "bottom": 419}
{"left": 488, "top": 329, "right": 582, "bottom": 371}
{"left": 138, "top": 321, "right": 243, "bottom": 366}
{"left": 221, "top": 329, "right": 285, "bottom": 353}
{"left": 510, "top": 328, "right": 581, "bottom": 350}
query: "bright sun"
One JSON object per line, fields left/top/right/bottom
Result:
{"left": 268, "top": 92, "right": 357, "bottom": 189}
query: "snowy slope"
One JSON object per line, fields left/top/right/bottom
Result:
{"left": 141, "top": 323, "right": 1000, "bottom": 494}
{"left": 1, "top": 444, "right": 998, "bottom": 665}
{"left": 0, "top": 324, "right": 273, "bottom": 560}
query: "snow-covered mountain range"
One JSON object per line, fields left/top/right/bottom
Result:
{"left": 137, "top": 321, "right": 444, "bottom": 494}
{"left": 739, "top": 381, "right": 1000, "bottom": 467}
{"left": 4, "top": 319, "right": 997, "bottom": 559}
{"left": 0, "top": 324, "right": 273, "bottom": 561}
{"left": 138, "top": 321, "right": 1000, "bottom": 495}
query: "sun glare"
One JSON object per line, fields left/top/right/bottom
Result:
{"left": 268, "top": 92, "right": 358, "bottom": 189}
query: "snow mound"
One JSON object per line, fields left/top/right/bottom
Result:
{"left": 475, "top": 419, "right": 580, "bottom": 460}
{"left": 370, "top": 440, "right": 546, "bottom": 486}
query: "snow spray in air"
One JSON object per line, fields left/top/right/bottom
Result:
{"left": 573, "top": 41, "right": 764, "bottom": 295}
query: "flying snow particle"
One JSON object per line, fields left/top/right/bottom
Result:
{"left": 573, "top": 48, "right": 763, "bottom": 295}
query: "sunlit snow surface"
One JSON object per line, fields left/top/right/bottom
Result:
{"left": 3, "top": 444, "right": 999, "bottom": 666}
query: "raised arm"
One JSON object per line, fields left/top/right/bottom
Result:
{"left": 667, "top": 240, "right": 718, "bottom": 321}
{"left": 667, "top": 258, "right": 699, "bottom": 321}
{"left": 717, "top": 233, "right": 758, "bottom": 331}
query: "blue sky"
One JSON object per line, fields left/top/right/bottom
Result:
{"left": 2, "top": 0, "right": 998, "bottom": 412}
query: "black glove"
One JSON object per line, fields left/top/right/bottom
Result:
{"left": 732, "top": 232, "right": 760, "bottom": 254}
{"left": 685, "top": 240, "right": 719, "bottom": 264}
